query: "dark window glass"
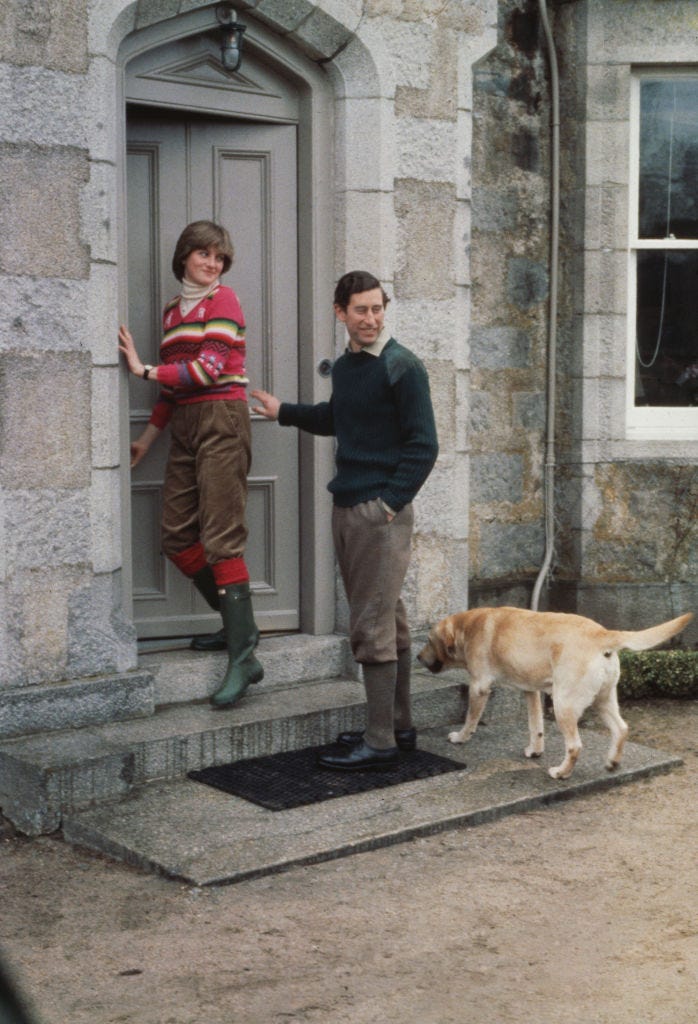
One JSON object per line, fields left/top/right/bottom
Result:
{"left": 639, "top": 79, "right": 698, "bottom": 239}
{"left": 635, "top": 250, "right": 698, "bottom": 407}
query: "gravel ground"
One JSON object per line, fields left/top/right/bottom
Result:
{"left": 1, "top": 698, "right": 697, "bottom": 1024}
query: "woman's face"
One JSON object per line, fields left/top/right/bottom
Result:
{"left": 183, "top": 246, "right": 225, "bottom": 287}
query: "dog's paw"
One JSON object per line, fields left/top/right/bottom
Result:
{"left": 605, "top": 759, "right": 621, "bottom": 773}
{"left": 548, "top": 765, "right": 570, "bottom": 780}
{"left": 448, "top": 730, "right": 466, "bottom": 744}
{"left": 525, "top": 745, "right": 543, "bottom": 759}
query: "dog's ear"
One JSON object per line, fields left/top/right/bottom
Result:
{"left": 440, "top": 619, "right": 457, "bottom": 658}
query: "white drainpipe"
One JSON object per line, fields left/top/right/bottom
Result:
{"left": 531, "top": 0, "right": 561, "bottom": 611}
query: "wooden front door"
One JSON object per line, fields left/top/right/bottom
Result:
{"left": 125, "top": 111, "right": 299, "bottom": 637}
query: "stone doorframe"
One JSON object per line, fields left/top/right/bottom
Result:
{"left": 88, "top": 0, "right": 395, "bottom": 638}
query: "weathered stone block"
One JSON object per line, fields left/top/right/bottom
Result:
{"left": 4, "top": 490, "right": 90, "bottom": 572}
{"left": 67, "top": 571, "right": 138, "bottom": 678}
{"left": 506, "top": 257, "right": 548, "bottom": 310}
{"left": 392, "top": 298, "right": 460, "bottom": 361}
{"left": 395, "top": 179, "right": 455, "bottom": 300}
{"left": 513, "top": 391, "right": 545, "bottom": 431}
{"left": 0, "top": 351, "right": 91, "bottom": 490}
{"left": 0, "top": 277, "right": 90, "bottom": 353}
{"left": 335, "top": 96, "right": 395, "bottom": 192}
{"left": 291, "top": 1, "right": 357, "bottom": 60}
{"left": 397, "top": 117, "right": 457, "bottom": 182}
{"left": 0, "top": 65, "right": 87, "bottom": 147}
{"left": 81, "top": 161, "right": 119, "bottom": 265}
{"left": 91, "top": 367, "right": 121, "bottom": 469}
{"left": 476, "top": 520, "right": 544, "bottom": 579}
{"left": 395, "top": 25, "right": 458, "bottom": 121}
{"left": 87, "top": 263, "right": 119, "bottom": 365}
{"left": 471, "top": 452, "right": 524, "bottom": 504}
{"left": 586, "top": 120, "right": 629, "bottom": 188}
{"left": 586, "top": 63, "right": 630, "bottom": 122}
{"left": 0, "top": 671, "right": 153, "bottom": 739}
{"left": 135, "top": 0, "right": 180, "bottom": 30}
{"left": 0, "top": 144, "right": 89, "bottom": 279}
{"left": 341, "top": 190, "right": 396, "bottom": 283}
{"left": 470, "top": 325, "right": 530, "bottom": 369}
{"left": 0, "top": 0, "right": 88, "bottom": 73}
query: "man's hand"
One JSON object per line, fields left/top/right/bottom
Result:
{"left": 250, "top": 389, "right": 281, "bottom": 420}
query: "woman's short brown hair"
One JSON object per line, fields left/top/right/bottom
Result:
{"left": 171, "top": 220, "right": 235, "bottom": 282}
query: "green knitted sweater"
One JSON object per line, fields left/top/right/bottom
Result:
{"left": 278, "top": 337, "right": 438, "bottom": 511}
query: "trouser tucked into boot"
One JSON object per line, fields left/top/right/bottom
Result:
{"left": 211, "top": 582, "right": 264, "bottom": 708}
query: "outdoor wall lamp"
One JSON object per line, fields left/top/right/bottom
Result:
{"left": 216, "top": 4, "right": 247, "bottom": 71}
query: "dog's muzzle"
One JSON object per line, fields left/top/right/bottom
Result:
{"left": 417, "top": 650, "right": 444, "bottom": 674}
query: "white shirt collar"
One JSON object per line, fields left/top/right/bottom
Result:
{"left": 348, "top": 325, "right": 391, "bottom": 357}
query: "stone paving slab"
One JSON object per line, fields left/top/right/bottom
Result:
{"left": 62, "top": 719, "right": 682, "bottom": 887}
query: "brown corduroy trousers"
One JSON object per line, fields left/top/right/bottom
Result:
{"left": 161, "top": 400, "right": 251, "bottom": 568}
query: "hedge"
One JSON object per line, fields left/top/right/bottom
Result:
{"left": 618, "top": 649, "right": 698, "bottom": 700}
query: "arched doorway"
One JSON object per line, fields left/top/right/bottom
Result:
{"left": 118, "top": 13, "right": 335, "bottom": 639}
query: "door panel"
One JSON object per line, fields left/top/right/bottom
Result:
{"left": 126, "top": 113, "right": 299, "bottom": 637}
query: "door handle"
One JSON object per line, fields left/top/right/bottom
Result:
{"left": 316, "top": 358, "right": 333, "bottom": 378}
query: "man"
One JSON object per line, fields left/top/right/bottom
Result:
{"left": 251, "top": 270, "right": 438, "bottom": 769}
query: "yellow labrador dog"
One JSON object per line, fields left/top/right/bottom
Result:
{"left": 417, "top": 607, "right": 692, "bottom": 780}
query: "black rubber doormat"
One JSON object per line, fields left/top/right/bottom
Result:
{"left": 188, "top": 745, "right": 468, "bottom": 811}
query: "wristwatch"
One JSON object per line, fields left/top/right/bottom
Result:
{"left": 142, "top": 365, "right": 154, "bottom": 380}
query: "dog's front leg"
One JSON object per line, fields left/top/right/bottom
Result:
{"left": 523, "top": 690, "right": 544, "bottom": 758}
{"left": 448, "top": 684, "right": 490, "bottom": 744}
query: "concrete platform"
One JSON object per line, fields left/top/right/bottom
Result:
{"left": 62, "top": 716, "right": 682, "bottom": 887}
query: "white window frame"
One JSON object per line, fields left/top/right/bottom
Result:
{"left": 627, "top": 69, "right": 698, "bottom": 440}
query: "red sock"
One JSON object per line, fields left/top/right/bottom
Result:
{"left": 169, "top": 542, "right": 208, "bottom": 577}
{"left": 212, "top": 558, "right": 250, "bottom": 586}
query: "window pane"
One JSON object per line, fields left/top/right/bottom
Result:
{"left": 639, "top": 79, "right": 698, "bottom": 239}
{"left": 635, "top": 250, "right": 698, "bottom": 407}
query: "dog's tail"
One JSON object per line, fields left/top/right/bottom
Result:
{"left": 606, "top": 612, "right": 693, "bottom": 652}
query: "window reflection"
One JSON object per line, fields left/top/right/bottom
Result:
{"left": 640, "top": 79, "right": 698, "bottom": 239}
{"left": 636, "top": 250, "right": 698, "bottom": 406}
{"left": 636, "top": 78, "right": 698, "bottom": 407}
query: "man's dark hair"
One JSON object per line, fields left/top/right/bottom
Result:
{"left": 333, "top": 270, "right": 390, "bottom": 311}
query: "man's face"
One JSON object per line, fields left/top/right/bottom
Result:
{"left": 334, "top": 288, "right": 385, "bottom": 351}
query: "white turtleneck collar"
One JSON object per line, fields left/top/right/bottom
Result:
{"left": 180, "top": 277, "right": 219, "bottom": 316}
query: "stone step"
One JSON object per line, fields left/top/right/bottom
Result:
{"left": 0, "top": 634, "right": 356, "bottom": 740}
{"left": 0, "top": 668, "right": 468, "bottom": 837}
{"left": 140, "top": 632, "right": 357, "bottom": 706}
{"left": 62, "top": 721, "right": 683, "bottom": 887}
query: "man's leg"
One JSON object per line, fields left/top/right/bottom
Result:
{"left": 318, "top": 500, "right": 413, "bottom": 770}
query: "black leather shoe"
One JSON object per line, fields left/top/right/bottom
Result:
{"left": 335, "top": 727, "right": 417, "bottom": 752}
{"left": 190, "top": 628, "right": 227, "bottom": 652}
{"left": 317, "top": 740, "right": 400, "bottom": 771}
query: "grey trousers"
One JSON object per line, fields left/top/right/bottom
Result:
{"left": 332, "top": 498, "right": 413, "bottom": 663}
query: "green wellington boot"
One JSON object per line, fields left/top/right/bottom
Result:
{"left": 210, "top": 582, "right": 264, "bottom": 708}
{"left": 190, "top": 566, "right": 227, "bottom": 651}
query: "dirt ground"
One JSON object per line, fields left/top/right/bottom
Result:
{"left": 1, "top": 698, "right": 697, "bottom": 1024}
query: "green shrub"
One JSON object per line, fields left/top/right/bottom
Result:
{"left": 619, "top": 649, "right": 698, "bottom": 700}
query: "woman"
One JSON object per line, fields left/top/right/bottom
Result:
{"left": 118, "top": 220, "right": 263, "bottom": 708}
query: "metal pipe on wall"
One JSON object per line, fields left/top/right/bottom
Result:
{"left": 531, "top": 0, "right": 561, "bottom": 611}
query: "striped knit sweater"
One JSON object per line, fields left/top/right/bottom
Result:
{"left": 149, "top": 285, "right": 247, "bottom": 430}
{"left": 278, "top": 337, "right": 438, "bottom": 511}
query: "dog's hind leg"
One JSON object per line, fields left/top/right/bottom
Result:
{"left": 523, "top": 690, "right": 544, "bottom": 758}
{"left": 594, "top": 680, "right": 629, "bottom": 772}
{"left": 448, "top": 684, "right": 491, "bottom": 744}
{"left": 548, "top": 702, "right": 583, "bottom": 780}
